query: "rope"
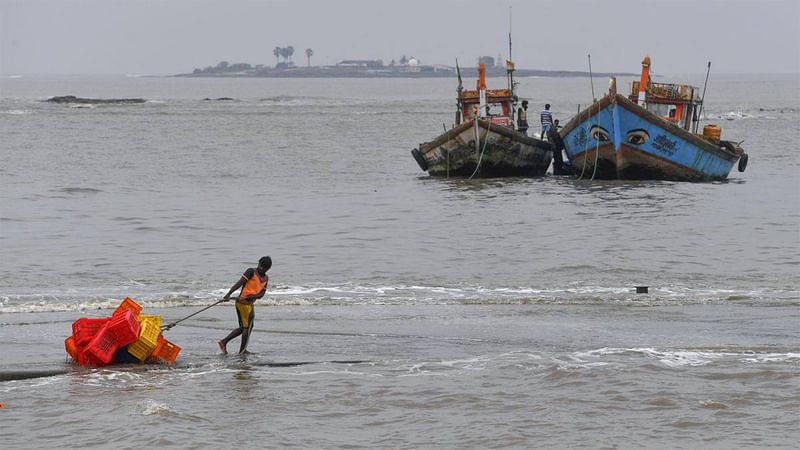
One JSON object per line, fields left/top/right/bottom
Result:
{"left": 577, "top": 109, "right": 590, "bottom": 179}
{"left": 468, "top": 118, "right": 492, "bottom": 179}
{"left": 590, "top": 126, "right": 601, "bottom": 181}
{"left": 161, "top": 298, "right": 230, "bottom": 331}
{"left": 578, "top": 101, "right": 600, "bottom": 180}
{"left": 592, "top": 97, "right": 616, "bottom": 180}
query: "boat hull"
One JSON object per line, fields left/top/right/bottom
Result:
{"left": 560, "top": 94, "right": 743, "bottom": 181}
{"left": 414, "top": 119, "right": 552, "bottom": 178}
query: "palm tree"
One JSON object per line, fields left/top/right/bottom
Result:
{"left": 287, "top": 46, "right": 295, "bottom": 63}
{"left": 279, "top": 47, "right": 289, "bottom": 63}
{"left": 305, "top": 48, "right": 313, "bottom": 67}
{"left": 273, "top": 47, "right": 281, "bottom": 66}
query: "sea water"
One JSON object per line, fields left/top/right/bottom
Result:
{"left": 1, "top": 74, "right": 798, "bottom": 448}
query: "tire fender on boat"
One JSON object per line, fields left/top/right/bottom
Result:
{"left": 411, "top": 148, "right": 428, "bottom": 171}
{"left": 738, "top": 152, "right": 748, "bottom": 172}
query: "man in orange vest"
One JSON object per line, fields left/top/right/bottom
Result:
{"left": 218, "top": 256, "right": 271, "bottom": 354}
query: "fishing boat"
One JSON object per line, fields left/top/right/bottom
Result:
{"left": 560, "top": 56, "right": 748, "bottom": 181}
{"left": 411, "top": 61, "right": 552, "bottom": 178}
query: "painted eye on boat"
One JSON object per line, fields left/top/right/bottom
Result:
{"left": 589, "top": 125, "right": 610, "bottom": 142}
{"left": 625, "top": 129, "right": 650, "bottom": 145}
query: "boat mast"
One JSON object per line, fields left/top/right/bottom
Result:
{"left": 508, "top": 6, "right": 514, "bottom": 93}
{"left": 456, "top": 59, "right": 463, "bottom": 125}
{"left": 588, "top": 54, "right": 596, "bottom": 102}
{"left": 694, "top": 61, "right": 712, "bottom": 133}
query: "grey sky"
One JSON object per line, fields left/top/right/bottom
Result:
{"left": 1, "top": 0, "right": 798, "bottom": 75}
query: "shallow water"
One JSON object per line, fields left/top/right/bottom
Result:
{"left": 1, "top": 74, "right": 799, "bottom": 448}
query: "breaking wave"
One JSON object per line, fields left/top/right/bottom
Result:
{"left": 0, "top": 283, "right": 796, "bottom": 314}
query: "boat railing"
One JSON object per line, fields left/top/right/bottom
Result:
{"left": 631, "top": 81, "right": 698, "bottom": 101}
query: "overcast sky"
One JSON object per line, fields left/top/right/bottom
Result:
{"left": 1, "top": 0, "right": 798, "bottom": 75}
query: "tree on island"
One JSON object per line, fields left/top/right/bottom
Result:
{"left": 273, "top": 47, "right": 281, "bottom": 66}
{"left": 277, "top": 46, "right": 295, "bottom": 65}
{"left": 305, "top": 48, "right": 313, "bottom": 67}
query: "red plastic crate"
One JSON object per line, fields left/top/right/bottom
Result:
{"left": 72, "top": 317, "right": 111, "bottom": 346}
{"left": 113, "top": 297, "right": 142, "bottom": 317}
{"left": 79, "top": 349, "right": 106, "bottom": 367}
{"left": 83, "top": 323, "right": 117, "bottom": 365}
{"left": 108, "top": 309, "right": 141, "bottom": 347}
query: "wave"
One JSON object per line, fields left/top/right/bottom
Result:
{"left": 141, "top": 399, "right": 179, "bottom": 416}
{"left": 56, "top": 187, "right": 103, "bottom": 195}
{"left": 0, "top": 283, "right": 796, "bottom": 314}
{"left": 573, "top": 347, "right": 800, "bottom": 367}
{"left": 703, "top": 107, "right": 798, "bottom": 121}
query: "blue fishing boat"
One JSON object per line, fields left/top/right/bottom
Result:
{"left": 560, "top": 57, "right": 748, "bottom": 181}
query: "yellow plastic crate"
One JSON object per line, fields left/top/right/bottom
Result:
{"left": 127, "top": 317, "right": 161, "bottom": 361}
{"left": 136, "top": 314, "right": 162, "bottom": 329}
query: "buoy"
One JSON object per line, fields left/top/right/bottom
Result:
{"left": 0, "top": 402, "right": 5, "bottom": 408}
{"left": 636, "top": 286, "right": 649, "bottom": 294}
{"left": 703, "top": 125, "right": 721, "bottom": 141}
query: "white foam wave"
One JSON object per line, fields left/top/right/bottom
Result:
{"left": 1, "top": 109, "right": 30, "bottom": 115}
{"left": 578, "top": 347, "right": 723, "bottom": 367}
{"left": 1, "top": 283, "right": 794, "bottom": 314}
{"left": 740, "top": 353, "right": 800, "bottom": 363}
{"left": 141, "top": 399, "right": 178, "bottom": 416}
{"left": 721, "top": 111, "right": 751, "bottom": 120}
{"left": 574, "top": 347, "right": 800, "bottom": 368}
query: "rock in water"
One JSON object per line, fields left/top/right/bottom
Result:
{"left": 47, "top": 95, "right": 146, "bottom": 104}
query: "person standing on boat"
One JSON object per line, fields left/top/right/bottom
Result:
{"left": 218, "top": 256, "right": 271, "bottom": 354}
{"left": 517, "top": 100, "right": 529, "bottom": 136}
{"left": 540, "top": 104, "right": 554, "bottom": 140}
{"left": 547, "top": 119, "right": 568, "bottom": 175}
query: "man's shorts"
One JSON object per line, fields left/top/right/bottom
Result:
{"left": 235, "top": 302, "right": 254, "bottom": 329}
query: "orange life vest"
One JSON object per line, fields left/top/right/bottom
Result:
{"left": 241, "top": 270, "right": 268, "bottom": 299}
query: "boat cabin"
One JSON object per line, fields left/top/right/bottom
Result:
{"left": 454, "top": 63, "right": 516, "bottom": 128}
{"left": 629, "top": 56, "right": 701, "bottom": 131}
{"left": 456, "top": 88, "right": 515, "bottom": 127}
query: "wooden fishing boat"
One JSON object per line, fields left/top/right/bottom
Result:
{"left": 411, "top": 62, "right": 552, "bottom": 178}
{"left": 560, "top": 56, "right": 748, "bottom": 181}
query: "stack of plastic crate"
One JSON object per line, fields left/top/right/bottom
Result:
{"left": 65, "top": 297, "right": 181, "bottom": 366}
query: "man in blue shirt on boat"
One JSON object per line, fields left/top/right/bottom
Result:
{"left": 541, "top": 104, "right": 553, "bottom": 140}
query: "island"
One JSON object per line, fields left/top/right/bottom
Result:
{"left": 177, "top": 51, "right": 632, "bottom": 79}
